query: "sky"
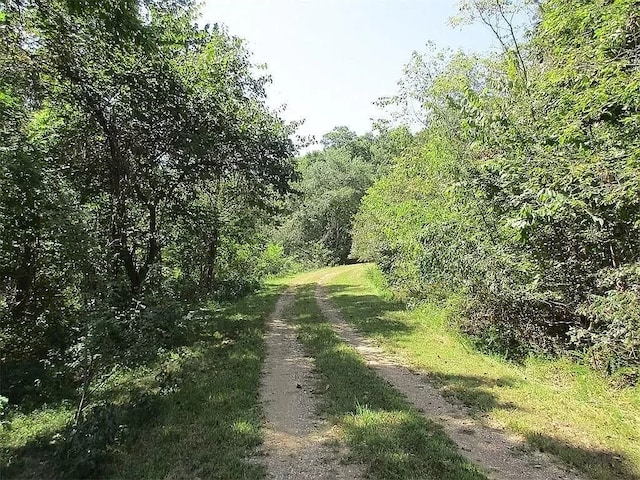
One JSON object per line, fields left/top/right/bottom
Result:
{"left": 200, "top": 1, "right": 498, "bottom": 144}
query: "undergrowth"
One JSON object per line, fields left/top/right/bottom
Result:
{"left": 0, "top": 286, "right": 282, "bottom": 479}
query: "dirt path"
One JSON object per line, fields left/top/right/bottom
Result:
{"left": 315, "top": 281, "right": 585, "bottom": 480}
{"left": 258, "top": 289, "right": 362, "bottom": 480}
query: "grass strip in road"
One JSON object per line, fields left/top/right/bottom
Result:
{"left": 1, "top": 285, "right": 282, "bottom": 480}
{"left": 324, "top": 263, "right": 640, "bottom": 480}
{"left": 288, "top": 283, "right": 486, "bottom": 480}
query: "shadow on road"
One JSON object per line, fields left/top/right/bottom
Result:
{"left": 525, "top": 432, "right": 640, "bottom": 480}
{"left": 289, "top": 283, "right": 486, "bottom": 480}
{"left": 324, "top": 283, "right": 412, "bottom": 339}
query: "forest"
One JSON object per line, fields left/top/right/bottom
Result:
{"left": 1, "top": 0, "right": 639, "bottom": 478}
{"left": 285, "top": 0, "right": 640, "bottom": 378}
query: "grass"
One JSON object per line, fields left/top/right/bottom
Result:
{"left": 284, "top": 281, "right": 486, "bottom": 480}
{"left": 6, "top": 263, "right": 637, "bottom": 479}
{"left": 0, "top": 285, "right": 283, "bottom": 479}
{"left": 320, "top": 263, "right": 640, "bottom": 480}
{"left": 0, "top": 404, "right": 74, "bottom": 478}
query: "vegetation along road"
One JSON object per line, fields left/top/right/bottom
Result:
{"left": 2, "top": 0, "right": 640, "bottom": 479}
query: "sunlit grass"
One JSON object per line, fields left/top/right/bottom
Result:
{"left": 324, "top": 263, "right": 640, "bottom": 480}
{"left": 1, "top": 406, "right": 68, "bottom": 442}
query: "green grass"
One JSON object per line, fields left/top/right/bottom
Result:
{"left": 0, "top": 285, "right": 283, "bottom": 479}
{"left": 320, "top": 263, "right": 640, "bottom": 480}
{"left": 7, "top": 263, "right": 637, "bottom": 479}
{"left": 285, "top": 282, "right": 486, "bottom": 480}
{"left": 0, "top": 404, "right": 74, "bottom": 478}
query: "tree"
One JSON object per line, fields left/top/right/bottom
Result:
{"left": 27, "top": 0, "right": 295, "bottom": 293}
{"left": 280, "top": 147, "right": 373, "bottom": 265}
{"left": 0, "top": 0, "right": 298, "bottom": 415}
{"left": 355, "top": 0, "right": 640, "bottom": 371}
{"left": 277, "top": 127, "right": 412, "bottom": 266}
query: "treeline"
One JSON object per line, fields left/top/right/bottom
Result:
{"left": 274, "top": 125, "right": 413, "bottom": 266}
{"left": 0, "top": 0, "right": 294, "bottom": 425}
{"left": 350, "top": 0, "right": 640, "bottom": 380}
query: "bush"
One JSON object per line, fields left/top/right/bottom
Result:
{"left": 352, "top": 0, "right": 640, "bottom": 381}
{"left": 572, "top": 264, "right": 640, "bottom": 380}
{"left": 257, "top": 242, "right": 303, "bottom": 277}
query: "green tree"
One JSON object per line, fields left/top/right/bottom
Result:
{"left": 1, "top": 0, "right": 297, "bottom": 422}
{"left": 355, "top": 0, "right": 640, "bottom": 371}
{"left": 277, "top": 126, "right": 412, "bottom": 266}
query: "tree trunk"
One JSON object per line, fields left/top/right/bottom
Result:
{"left": 201, "top": 225, "right": 219, "bottom": 292}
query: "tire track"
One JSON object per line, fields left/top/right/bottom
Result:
{"left": 315, "top": 280, "right": 584, "bottom": 480}
{"left": 258, "top": 288, "right": 362, "bottom": 480}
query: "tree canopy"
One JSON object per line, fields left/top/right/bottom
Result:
{"left": 353, "top": 0, "right": 640, "bottom": 375}
{"left": 0, "top": 0, "right": 296, "bottom": 427}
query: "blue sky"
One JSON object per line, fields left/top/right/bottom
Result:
{"left": 200, "top": 1, "right": 498, "bottom": 143}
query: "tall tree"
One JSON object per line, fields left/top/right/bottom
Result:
{"left": 1, "top": 0, "right": 297, "bottom": 409}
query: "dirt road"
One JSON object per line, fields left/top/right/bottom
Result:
{"left": 258, "top": 289, "right": 362, "bottom": 480}
{"left": 257, "top": 275, "right": 584, "bottom": 480}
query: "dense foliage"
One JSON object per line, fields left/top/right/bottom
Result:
{"left": 276, "top": 125, "right": 412, "bottom": 266}
{"left": 3, "top": 0, "right": 639, "bottom": 475}
{"left": 353, "top": 0, "right": 640, "bottom": 379}
{"left": 0, "top": 0, "right": 295, "bottom": 469}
